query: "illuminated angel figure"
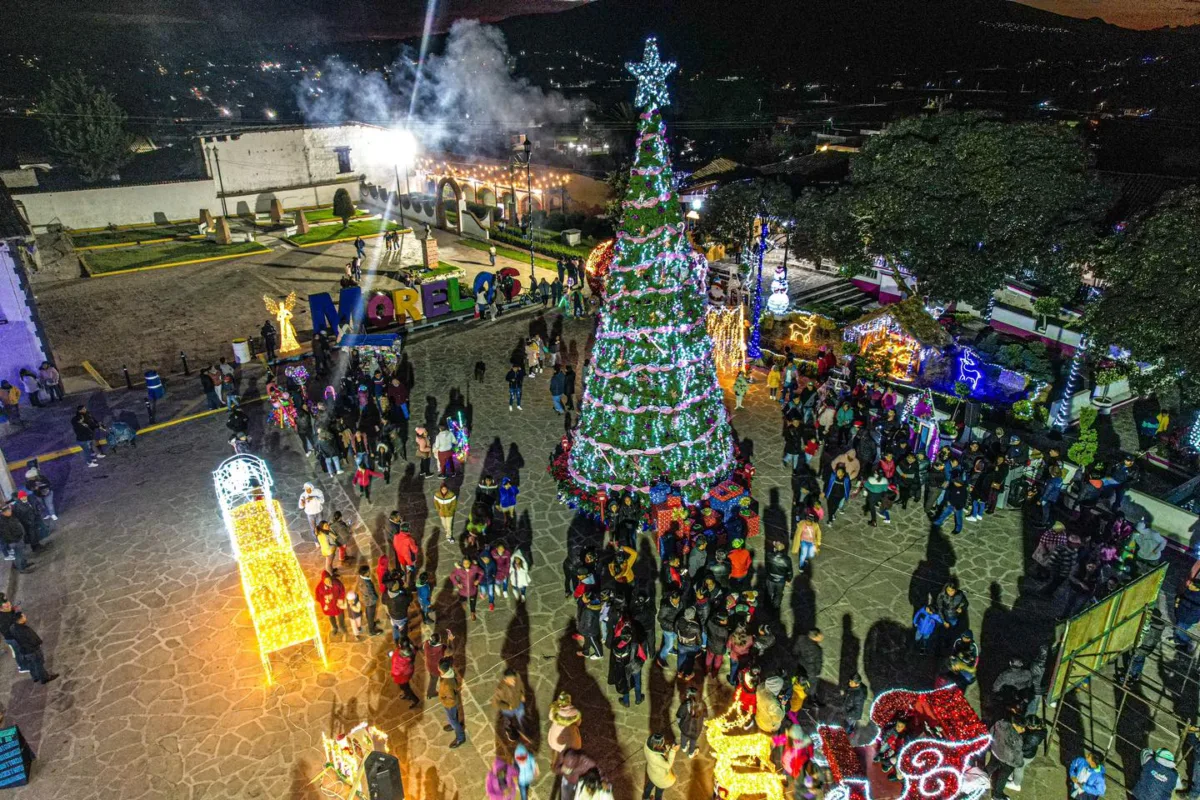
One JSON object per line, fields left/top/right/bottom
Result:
{"left": 264, "top": 293, "right": 301, "bottom": 355}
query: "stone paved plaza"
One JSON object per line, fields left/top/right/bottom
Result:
{"left": 0, "top": 310, "right": 1175, "bottom": 799}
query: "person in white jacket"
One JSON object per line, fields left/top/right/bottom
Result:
{"left": 298, "top": 483, "right": 325, "bottom": 539}
{"left": 433, "top": 424, "right": 457, "bottom": 478}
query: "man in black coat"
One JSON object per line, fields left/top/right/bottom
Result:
{"left": 763, "top": 539, "right": 794, "bottom": 611}
{"left": 0, "top": 506, "right": 33, "bottom": 574}
{"left": 794, "top": 628, "right": 825, "bottom": 696}
{"left": 10, "top": 613, "right": 55, "bottom": 684}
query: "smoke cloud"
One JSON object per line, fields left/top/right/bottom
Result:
{"left": 296, "top": 20, "right": 588, "bottom": 153}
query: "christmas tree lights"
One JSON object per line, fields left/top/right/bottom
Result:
{"left": 746, "top": 225, "right": 769, "bottom": 359}
{"left": 563, "top": 38, "right": 734, "bottom": 509}
{"left": 213, "top": 455, "right": 327, "bottom": 683}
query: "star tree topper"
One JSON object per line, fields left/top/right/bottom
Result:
{"left": 626, "top": 37, "right": 677, "bottom": 110}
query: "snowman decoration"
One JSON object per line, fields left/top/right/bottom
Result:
{"left": 766, "top": 264, "right": 790, "bottom": 314}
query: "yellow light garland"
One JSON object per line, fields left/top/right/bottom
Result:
{"left": 225, "top": 498, "right": 327, "bottom": 683}
{"left": 705, "top": 705, "right": 785, "bottom": 800}
{"left": 706, "top": 305, "right": 746, "bottom": 375}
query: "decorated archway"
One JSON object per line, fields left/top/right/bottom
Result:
{"left": 462, "top": 183, "right": 476, "bottom": 203}
{"left": 478, "top": 187, "right": 497, "bottom": 207}
{"left": 436, "top": 176, "right": 463, "bottom": 232}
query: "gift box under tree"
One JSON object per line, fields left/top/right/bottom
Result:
{"left": 708, "top": 480, "right": 746, "bottom": 521}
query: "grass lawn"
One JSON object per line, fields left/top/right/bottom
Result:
{"left": 301, "top": 207, "right": 371, "bottom": 223}
{"left": 287, "top": 219, "right": 403, "bottom": 247}
{"left": 84, "top": 241, "right": 269, "bottom": 274}
{"left": 458, "top": 237, "right": 557, "bottom": 271}
{"left": 71, "top": 224, "right": 200, "bottom": 249}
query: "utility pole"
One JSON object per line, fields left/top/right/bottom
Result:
{"left": 210, "top": 146, "right": 229, "bottom": 218}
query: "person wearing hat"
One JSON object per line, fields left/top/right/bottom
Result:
{"left": 1132, "top": 747, "right": 1180, "bottom": 800}
{"left": 437, "top": 656, "right": 467, "bottom": 748}
{"left": 548, "top": 693, "right": 583, "bottom": 768}
{"left": 10, "top": 491, "right": 47, "bottom": 553}
{"left": 23, "top": 461, "right": 56, "bottom": 521}
{"left": 727, "top": 539, "right": 752, "bottom": 591}
{"left": 513, "top": 743, "right": 538, "bottom": 800}
{"left": 933, "top": 477, "right": 971, "bottom": 535}
{"left": 642, "top": 732, "right": 679, "bottom": 800}
{"left": 949, "top": 631, "right": 979, "bottom": 690}
{"left": 1040, "top": 533, "right": 1084, "bottom": 600}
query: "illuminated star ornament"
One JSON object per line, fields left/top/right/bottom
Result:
{"left": 626, "top": 37, "right": 677, "bottom": 110}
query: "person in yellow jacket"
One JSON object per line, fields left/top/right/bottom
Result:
{"left": 609, "top": 545, "right": 638, "bottom": 585}
{"left": 791, "top": 515, "right": 822, "bottom": 570}
{"left": 0, "top": 381, "right": 22, "bottom": 425}
{"left": 766, "top": 364, "right": 782, "bottom": 400}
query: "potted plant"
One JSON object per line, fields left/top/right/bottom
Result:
{"left": 1032, "top": 296, "right": 1061, "bottom": 332}
{"left": 1094, "top": 367, "right": 1123, "bottom": 400}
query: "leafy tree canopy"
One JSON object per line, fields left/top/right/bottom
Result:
{"left": 36, "top": 72, "right": 133, "bottom": 183}
{"left": 1085, "top": 186, "right": 1200, "bottom": 389}
{"left": 796, "top": 112, "right": 1110, "bottom": 306}
{"left": 694, "top": 178, "right": 791, "bottom": 254}
{"left": 332, "top": 188, "right": 356, "bottom": 227}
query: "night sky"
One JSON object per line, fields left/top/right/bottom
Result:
{"left": 1, "top": 0, "right": 1194, "bottom": 44}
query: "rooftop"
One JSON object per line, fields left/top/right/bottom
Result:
{"left": 0, "top": 183, "right": 30, "bottom": 239}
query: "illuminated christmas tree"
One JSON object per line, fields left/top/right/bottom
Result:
{"left": 564, "top": 38, "right": 735, "bottom": 508}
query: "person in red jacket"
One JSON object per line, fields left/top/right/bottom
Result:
{"left": 423, "top": 629, "right": 454, "bottom": 698}
{"left": 392, "top": 523, "right": 420, "bottom": 575}
{"left": 390, "top": 639, "right": 420, "bottom": 707}
{"left": 315, "top": 570, "right": 347, "bottom": 636}
{"left": 728, "top": 539, "right": 753, "bottom": 591}
{"left": 352, "top": 464, "right": 384, "bottom": 501}
{"left": 450, "top": 557, "right": 485, "bottom": 621}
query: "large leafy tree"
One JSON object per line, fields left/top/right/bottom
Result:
{"left": 36, "top": 72, "right": 134, "bottom": 183}
{"left": 1085, "top": 187, "right": 1200, "bottom": 393}
{"left": 694, "top": 177, "right": 792, "bottom": 255}
{"left": 797, "top": 112, "right": 1110, "bottom": 306}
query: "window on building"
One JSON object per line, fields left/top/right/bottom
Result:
{"left": 335, "top": 147, "right": 353, "bottom": 174}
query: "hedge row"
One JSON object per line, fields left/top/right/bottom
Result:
{"left": 488, "top": 228, "right": 591, "bottom": 260}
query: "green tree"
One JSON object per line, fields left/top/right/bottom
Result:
{"left": 694, "top": 178, "right": 792, "bottom": 254}
{"left": 332, "top": 188, "right": 356, "bottom": 228}
{"left": 796, "top": 112, "right": 1110, "bottom": 306}
{"left": 564, "top": 38, "right": 733, "bottom": 509}
{"left": 36, "top": 72, "right": 133, "bottom": 183}
{"left": 602, "top": 158, "right": 630, "bottom": 229}
{"left": 1085, "top": 187, "right": 1200, "bottom": 397}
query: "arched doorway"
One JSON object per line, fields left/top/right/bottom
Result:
{"left": 462, "top": 183, "right": 476, "bottom": 203}
{"left": 436, "top": 176, "right": 463, "bottom": 232}
{"left": 478, "top": 187, "right": 497, "bottom": 208}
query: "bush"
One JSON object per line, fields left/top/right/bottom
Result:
{"left": 465, "top": 202, "right": 491, "bottom": 219}
{"left": 543, "top": 212, "right": 568, "bottom": 232}
{"left": 1012, "top": 399, "right": 1034, "bottom": 421}
{"left": 566, "top": 211, "right": 587, "bottom": 229}
{"left": 1068, "top": 406, "right": 1099, "bottom": 468}
{"left": 332, "top": 188, "right": 356, "bottom": 226}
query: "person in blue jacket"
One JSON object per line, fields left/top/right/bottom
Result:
{"left": 498, "top": 477, "right": 520, "bottom": 525}
{"left": 912, "top": 605, "right": 942, "bottom": 655}
{"left": 1068, "top": 751, "right": 1107, "bottom": 799}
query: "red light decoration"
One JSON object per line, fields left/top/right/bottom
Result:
{"left": 816, "top": 686, "right": 990, "bottom": 800}
{"left": 585, "top": 239, "right": 616, "bottom": 299}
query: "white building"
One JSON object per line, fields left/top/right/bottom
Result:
{"left": 11, "top": 123, "right": 418, "bottom": 232}
{"left": 198, "top": 122, "right": 415, "bottom": 214}
{"left": 0, "top": 185, "right": 50, "bottom": 388}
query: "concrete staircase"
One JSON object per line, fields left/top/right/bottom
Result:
{"left": 792, "top": 277, "right": 876, "bottom": 314}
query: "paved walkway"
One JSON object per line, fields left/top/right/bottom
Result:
{"left": 0, "top": 313, "right": 1180, "bottom": 799}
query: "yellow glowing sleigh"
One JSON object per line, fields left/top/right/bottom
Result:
{"left": 213, "top": 455, "right": 327, "bottom": 683}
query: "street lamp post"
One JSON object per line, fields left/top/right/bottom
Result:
{"left": 510, "top": 137, "right": 537, "bottom": 298}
